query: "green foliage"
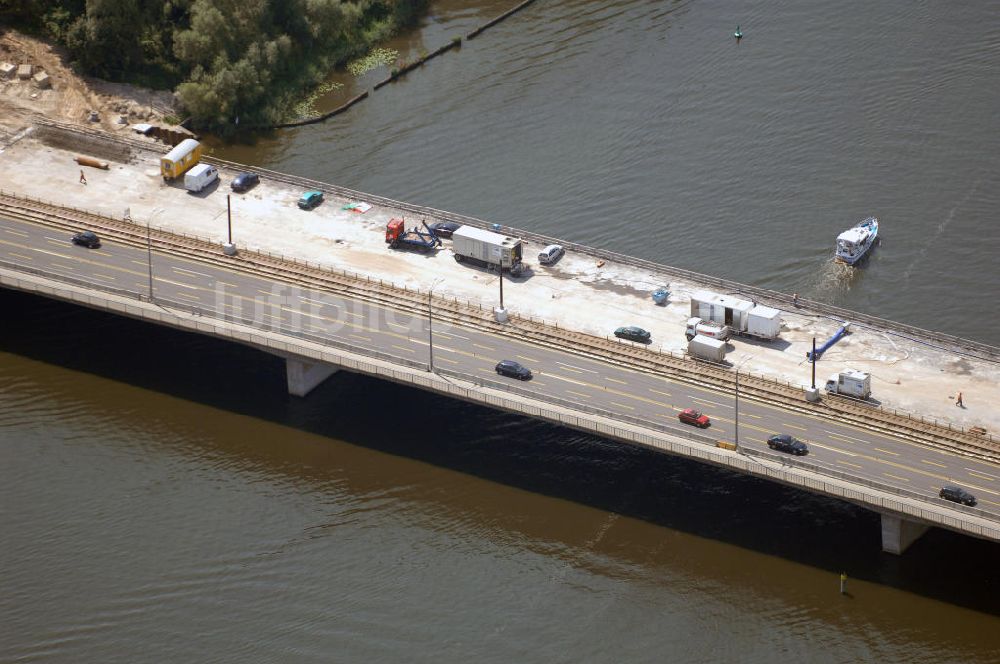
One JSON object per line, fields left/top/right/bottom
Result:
{"left": 347, "top": 47, "right": 398, "bottom": 76}
{"left": 3, "top": 0, "right": 429, "bottom": 131}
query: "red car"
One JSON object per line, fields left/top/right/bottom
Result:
{"left": 678, "top": 408, "right": 710, "bottom": 428}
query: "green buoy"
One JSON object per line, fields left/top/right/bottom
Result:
{"left": 734, "top": 25, "right": 743, "bottom": 40}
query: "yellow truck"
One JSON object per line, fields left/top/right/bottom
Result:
{"left": 160, "top": 138, "right": 202, "bottom": 180}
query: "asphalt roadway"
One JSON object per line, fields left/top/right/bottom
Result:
{"left": 2, "top": 214, "right": 998, "bottom": 517}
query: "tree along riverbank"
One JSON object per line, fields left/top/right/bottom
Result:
{"left": 0, "top": 0, "right": 428, "bottom": 132}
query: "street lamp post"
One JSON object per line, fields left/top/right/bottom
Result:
{"left": 146, "top": 219, "right": 154, "bottom": 301}
{"left": 734, "top": 355, "right": 751, "bottom": 454}
{"left": 428, "top": 278, "right": 443, "bottom": 373}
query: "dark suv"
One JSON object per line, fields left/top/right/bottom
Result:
{"left": 231, "top": 172, "right": 260, "bottom": 192}
{"left": 939, "top": 485, "right": 976, "bottom": 506}
{"left": 71, "top": 230, "right": 101, "bottom": 248}
{"left": 767, "top": 434, "right": 808, "bottom": 456}
{"left": 495, "top": 360, "right": 532, "bottom": 380}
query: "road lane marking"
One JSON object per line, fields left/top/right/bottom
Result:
{"left": 434, "top": 356, "right": 458, "bottom": 364}
{"left": 966, "top": 468, "right": 997, "bottom": 480}
{"left": 2, "top": 228, "right": 29, "bottom": 238}
{"left": 473, "top": 343, "right": 495, "bottom": 352}
{"left": 391, "top": 345, "right": 415, "bottom": 354}
{"left": 91, "top": 273, "right": 116, "bottom": 281}
{"left": 873, "top": 447, "right": 899, "bottom": 457}
{"left": 567, "top": 390, "right": 592, "bottom": 399}
{"left": 968, "top": 470, "right": 998, "bottom": 481}
{"left": 174, "top": 292, "right": 201, "bottom": 301}
{"left": 837, "top": 460, "right": 864, "bottom": 470}
{"left": 605, "top": 377, "right": 627, "bottom": 385}
{"left": 648, "top": 388, "right": 672, "bottom": 398}
{"left": 610, "top": 402, "right": 635, "bottom": 410}
{"left": 557, "top": 365, "right": 584, "bottom": 374}
{"left": 781, "top": 422, "right": 807, "bottom": 432}
{"left": 131, "top": 260, "right": 148, "bottom": 267}
{"left": 299, "top": 296, "right": 336, "bottom": 308}
{"left": 386, "top": 320, "right": 411, "bottom": 329}
{"left": 8, "top": 252, "right": 34, "bottom": 261}
{"left": 349, "top": 334, "right": 371, "bottom": 342}
{"left": 173, "top": 266, "right": 212, "bottom": 278}
{"left": 693, "top": 397, "right": 726, "bottom": 408}
{"left": 557, "top": 361, "right": 597, "bottom": 374}
{"left": 884, "top": 473, "right": 910, "bottom": 482}
{"left": 517, "top": 355, "right": 540, "bottom": 363}
{"left": 158, "top": 277, "right": 200, "bottom": 290}
{"left": 921, "top": 459, "right": 947, "bottom": 468}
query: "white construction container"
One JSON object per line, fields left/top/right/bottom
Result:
{"left": 690, "top": 291, "right": 755, "bottom": 331}
{"left": 824, "top": 370, "right": 871, "bottom": 399}
{"left": 452, "top": 226, "right": 524, "bottom": 274}
{"left": 746, "top": 305, "right": 782, "bottom": 340}
{"left": 184, "top": 163, "right": 219, "bottom": 193}
{"left": 688, "top": 335, "right": 727, "bottom": 362}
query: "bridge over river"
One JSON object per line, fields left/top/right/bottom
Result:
{"left": 1, "top": 121, "right": 998, "bottom": 554}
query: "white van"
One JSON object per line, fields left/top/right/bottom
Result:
{"left": 538, "top": 244, "right": 564, "bottom": 265}
{"left": 184, "top": 163, "right": 219, "bottom": 193}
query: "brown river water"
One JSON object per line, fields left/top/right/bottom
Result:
{"left": 4, "top": 1, "right": 1000, "bottom": 661}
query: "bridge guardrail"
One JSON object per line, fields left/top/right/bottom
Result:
{"left": 2, "top": 256, "right": 997, "bottom": 535}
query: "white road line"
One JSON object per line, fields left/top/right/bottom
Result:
{"left": 693, "top": 397, "right": 726, "bottom": 408}
{"left": 517, "top": 355, "right": 540, "bottom": 363}
{"left": 349, "top": 334, "right": 371, "bottom": 342}
{"left": 3, "top": 228, "right": 30, "bottom": 238}
{"left": 648, "top": 388, "right": 672, "bottom": 398}
{"left": 434, "top": 356, "right": 458, "bottom": 364}
{"left": 873, "top": 447, "right": 899, "bottom": 457}
{"left": 605, "top": 377, "right": 627, "bottom": 385}
{"left": 610, "top": 402, "right": 635, "bottom": 410}
{"left": 884, "top": 473, "right": 910, "bottom": 482}
{"left": 473, "top": 343, "right": 495, "bottom": 352}
{"left": 567, "top": 390, "right": 591, "bottom": 399}
{"left": 158, "top": 277, "right": 200, "bottom": 290}
{"left": 781, "top": 422, "right": 808, "bottom": 432}
{"left": 965, "top": 466, "right": 1000, "bottom": 480}
{"left": 391, "top": 344, "right": 415, "bottom": 354}
{"left": 557, "top": 361, "right": 597, "bottom": 374}
{"left": 8, "top": 252, "right": 33, "bottom": 261}
{"left": 173, "top": 266, "right": 213, "bottom": 278}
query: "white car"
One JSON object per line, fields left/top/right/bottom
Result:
{"left": 538, "top": 244, "right": 564, "bottom": 265}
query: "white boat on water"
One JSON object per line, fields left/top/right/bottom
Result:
{"left": 835, "top": 216, "right": 879, "bottom": 265}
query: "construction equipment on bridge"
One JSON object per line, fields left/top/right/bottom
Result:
{"left": 385, "top": 218, "right": 441, "bottom": 251}
{"left": 689, "top": 290, "right": 782, "bottom": 340}
{"left": 687, "top": 335, "right": 727, "bottom": 362}
{"left": 824, "top": 370, "right": 871, "bottom": 399}
{"left": 685, "top": 317, "right": 731, "bottom": 342}
{"left": 160, "top": 138, "right": 202, "bottom": 180}
{"left": 808, "top": 322, "right": 852, "bottom": 362}
{"left": 452, "top": 225, "right": 525, "bottom": 275}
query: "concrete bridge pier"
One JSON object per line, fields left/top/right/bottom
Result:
{"left": 880, "top": 512, "right": 929, "bottom": 555}
{"left": 285, "top": 357, "right": 339, "bottom": 397}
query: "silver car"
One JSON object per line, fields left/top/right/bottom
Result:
{"left": 538, "top": 244, "right": 564, "bottom": 265}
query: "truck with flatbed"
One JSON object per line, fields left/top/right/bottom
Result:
{"left": 385, "top": 218, "right": 441, "bottom": 252}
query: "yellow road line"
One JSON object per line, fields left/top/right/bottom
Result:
{"left": 837, "top": 460, "right": 864, "bottom": 470}
{"left": 921, "top": 459, "right": 947, "bottom": 468}
{"left": 391, "top": 345, "right": 414, "bottom": 354}
{"left": 349, "top": 334, "right": 371, "bottom": 342}
{"left": 873, "top": 447, "right": 899, "bottom": 457}
{"left": 648, "top": 388, "right": 672, "bottom": 398}
{"left": 517, "top": 355, "right": 540, "bottom": 363}
{"left": 434, "top": 356, "right": 458, "bottom": 364}
{"left": 968, "top": 470, "right": 998, "bottom": 481}
{"left": 473, "top": 343, "right": 495, "bottom": 352}
{"left": 781, "top": 422, "right": 808, "bottom": 432}
{"left": 884, "top": 473, "right": 910, "bottom": 482}
{"left": 610, "top": 402, "right": 635, "bottom": 411}
{"left": 2, "top": 228, "right": 30, "bottom": 237}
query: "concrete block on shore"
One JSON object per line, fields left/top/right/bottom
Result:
{"left": 33, "top": 71, "right": 51, "bottom": 89}
{"left": 17, "top": 64, "right": 33, "bottom": 80}
{"left": 0, "top": 62, "right": 16, "bottom": 80}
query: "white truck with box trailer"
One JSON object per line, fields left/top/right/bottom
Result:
{"left": 824, "top": 370, "right": 871, "bottom": 399}
{"left": 685, "top": 317, "right": 731, "bottom": 342}
{"left": 689, "top": 291, "right": 782, "bottom": 340}
{"left": 452, "top": 226, "right": 525, "bottom": 275}
{"left": 688, "top": 335, "right": 727, "bottom": 362}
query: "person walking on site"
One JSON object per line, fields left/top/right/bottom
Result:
{"left": 956, "top": 391, "right": 963, "bottom": 408}
{"left": 79, "top": 169, "right": 87, "bottom": 185}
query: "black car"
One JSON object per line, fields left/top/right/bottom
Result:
{"left": 614, "top": 326, "right": 651, "bottom": 343}
{"left": 939, "top": 485, "right": 977, "bottom": 507}
{"left": 231, "top": 172, "right": 260, "bottom": 192}
{"left": 428, "top": 221, "right": 461, "bottom": 239}
{"left": 495, "top": 359, "right": 532, "bottom": 380}
{"left": 767, "top": 434, "right": 809, "bottom": 456}
{"left": 71, "top": 230, "right": 101, "bottom": 248}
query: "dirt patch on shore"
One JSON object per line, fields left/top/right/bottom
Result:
{"left": 0, "top": 29, "right": 175, "bottom": 135}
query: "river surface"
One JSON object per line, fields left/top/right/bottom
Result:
{"left": 4, "top": 1, "right": 1000, "bottom": 661}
